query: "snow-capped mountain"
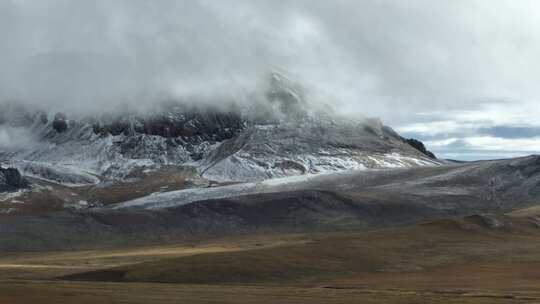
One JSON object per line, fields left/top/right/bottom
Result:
{"left": 0, "top": 72, "right": 439, "bottom": 188}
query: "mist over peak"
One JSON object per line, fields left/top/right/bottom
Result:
{"left": 3, "top": 1, "right": 540, "bottom": 159}
{"left": 2, "top": 1, "right": 538, "bottom": 120}
{"left": 0, "top": 68, "right": 342, "bottom": 126}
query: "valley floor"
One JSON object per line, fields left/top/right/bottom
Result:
{"left": 3, "top": 280, "right": 539, "bottom": 304}
{"left": 3, "top": 210, "right": 540, "bottom": 303}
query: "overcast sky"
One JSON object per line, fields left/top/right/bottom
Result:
{"left": 1, "top": 0, "right": 540, "bottom": 160}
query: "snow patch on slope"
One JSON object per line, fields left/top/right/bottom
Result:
{"left": 110, "top": 172, "right": 328, "bottom": 210}
{"left": 14, "top": 161, "right": 100, "bottom": 186}
{"left": 202, "top": 152, "right": 438, "bottom": 182}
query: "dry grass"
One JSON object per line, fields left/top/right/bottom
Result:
{"left": 1, "top": 281, "right": 537, "bottom": 304}
{"left": 4, "top": 213, "right": 540, "bottom": 303}
{"left": 0, "top": 233, "right": 308, "bottom": 280}
{"left": 65, "top": 215, "right": 540, "bottom": 288}
{"left": 508, "top": 204, "right": 540, "bottom": 218}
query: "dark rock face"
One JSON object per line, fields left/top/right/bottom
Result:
{"left": 404, "top": 138, "right": 436, "bottom": 159}
{"left": 91, "top": 109, "right": 245, "bottom": 143}
{"left": 0, "top": 167, "right": 28, "bottom": 192}
{"left": 52, "top": 112, "right": 68, "bottom": 133}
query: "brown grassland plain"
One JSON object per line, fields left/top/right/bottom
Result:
{"left": 3, "top": 211, "right": 540, "bottom": 303}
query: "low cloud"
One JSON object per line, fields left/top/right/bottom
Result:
{"left": 424, "top": 136, "right": 540, "bottom": 160}
{"left": 0, "top": 126, "right": 37, "bottom": 151}
{"left": 2, "top": 1, "right": 540, "bottom": 159}
{"left": 0, "top": 1, "right": 539, "bottom": 117}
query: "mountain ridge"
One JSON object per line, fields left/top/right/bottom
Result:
{"left": 0, "top": 72, "right": 439, "bottom": 187}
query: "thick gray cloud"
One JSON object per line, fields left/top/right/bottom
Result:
{"left": 1, "top": 0, "right": 540, "bottom": 159}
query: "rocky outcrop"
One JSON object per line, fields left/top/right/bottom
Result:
{"left": 52, "top": 112, "right": 68, "bottom": 133}
{"left": 91, "top": 109, "right": 244, "bottom": 143}
{"left": 404, "top": 138, "right": 436, "bottom": 159}
{"left": 0, "top": 167, "right": 28, "bottom": 192}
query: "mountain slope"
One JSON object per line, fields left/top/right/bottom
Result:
{"left": 0, "top": 73, "right": 439, "bottom": 188}
{"left": 1, "top": 155, "right": 539, "bottom": 251}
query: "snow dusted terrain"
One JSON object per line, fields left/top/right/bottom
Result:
{"left": 110, "top": 155, "right": 540, "bottom": 211}
{"left": 0, "top": 72, "right": 440, "bottom": 214}
{"left": 199, "top": 117, "right": 439, "bottom": 181}
{"left": 3, "top": 155, "right": 540, "bottom": 250}
{"left": 0, "top": 109, "right": 438, "bottom": 187}
{"left": 111, "top": 171, "right": 336, "bottom": 210}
